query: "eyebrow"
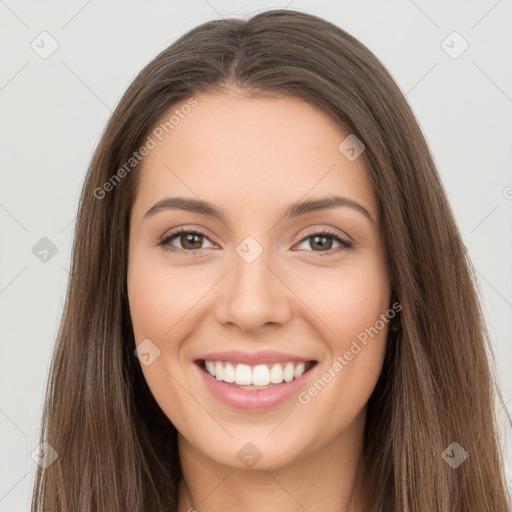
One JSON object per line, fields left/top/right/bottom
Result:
{"left": 144, "top": 195, "right": 374, "bottom": 224}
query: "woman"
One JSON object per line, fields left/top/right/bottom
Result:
{"left": 31, "top": 8, "right": 511, "bottom": 511}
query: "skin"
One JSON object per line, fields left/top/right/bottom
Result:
{"left": 127, "top": 87, "right": 392, "bottom": 512}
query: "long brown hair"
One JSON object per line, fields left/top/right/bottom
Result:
{"left": 31, "top": 8, "right": 511, "bottom": 511}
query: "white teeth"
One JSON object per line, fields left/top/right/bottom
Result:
{"left": 214, "top": 361, "right": 224, "bottom": 381}
{"left": 205, "top": 361, "right": 215, "bottom": 376}
{"left": 223, "top": 362, "right": 235, "bottom": 383}
{"left": 202, "top": 360, "right": 312, "bottom": 386}
{"left": 269, "top": 363, "right": 283, "bottom": 384}
{"left": 294, "top": 362, "right": 306, "bottom": 379}
{"left": 283, "top": 362, "right": 294, "bottom": 383}
{"left": 252, "top": 364, "right": 270, "bottom": 386}
{"left": 234, "top": 364, "right": 252, "bottom": 385}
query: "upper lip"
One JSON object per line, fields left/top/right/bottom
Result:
{"left": 195, "top": 350, "right": 316, "bottom": 366}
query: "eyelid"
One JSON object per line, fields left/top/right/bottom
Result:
{"left": 158, "top": 226, "right": 218, "bottom": 254}
{"left": 295, "top": 225, "right": 353, "bottom": 245}
{"left": 158, "top": 225, "right": 354, "bottom": 255}
{"left": 292, "top": 227, "right": 354, "bottom": 256}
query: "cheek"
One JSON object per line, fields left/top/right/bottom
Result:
{"left": 127, "top": 257, "right": 206, "bottom": 430}
{"left": 127, "top": 257, "right": 207, "bottom": 342}
{"left": 301, "top": 261, "right": 391, "bottom": 349}
{"left": 293, "top": 261, "right": 390, "bottom": 420}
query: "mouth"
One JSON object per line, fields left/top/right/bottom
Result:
{"left": 193, "top": 356, "right": 318, "bottom": 411}
{"left": 195, "top": 359, "right": 318, "bottom": 390}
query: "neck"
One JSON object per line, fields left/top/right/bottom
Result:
{"left": 176, "top": 410, "right": 367, "bottom": 512}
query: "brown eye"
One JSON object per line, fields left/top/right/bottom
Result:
{"left": 295, "top": 231, "right": 353, "bottom": 255}
{"left": 159, "top": 229, "right": 215, "bottom": 252}
{"left": 178, "top": 232, "right": 204, "bottom": 250}
{"left": 309, "top": 234, "right": 334, "bottom": 251}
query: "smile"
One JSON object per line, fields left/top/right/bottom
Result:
{"left": 200, "top": 360, "right": 314, "bottom": 388}
{"left": 193, "top": 354, "right": 318, "bottom": 411}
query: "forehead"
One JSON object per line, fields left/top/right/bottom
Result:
{"left": 132, "top": 90, "right": 377, "bottom": 221}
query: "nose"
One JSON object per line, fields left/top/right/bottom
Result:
{"left": 215, "top": 248, "right": 292, "bottom": 333}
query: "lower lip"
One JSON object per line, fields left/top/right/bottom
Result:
{"left": 195, "top": 362, "right": 316, "bottom": 412}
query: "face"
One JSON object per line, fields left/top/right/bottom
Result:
{"left": 127, "top": 88, "right": 392, "bottom": 471}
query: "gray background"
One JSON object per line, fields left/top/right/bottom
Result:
{"left": 1, "top": 0, "right": 511, "bottom": 509}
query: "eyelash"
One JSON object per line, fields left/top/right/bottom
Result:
{"left": 157, "top": 227, "right": 354, "bottom": 257}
